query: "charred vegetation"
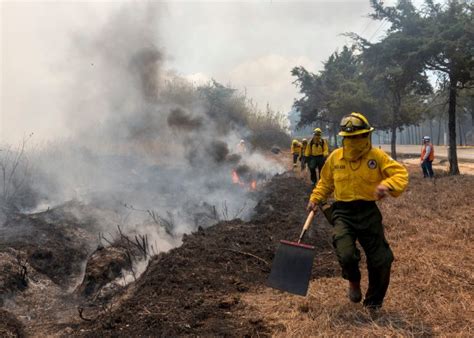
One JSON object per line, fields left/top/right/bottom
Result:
{"left": 75, "top": 173, "right": 339, "bottom": 336}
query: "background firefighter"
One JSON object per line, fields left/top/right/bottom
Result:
{"left": 299, "top": 138, "right": 308, "bottom": 171}
{"left": 304, "top": 128, "right": 329, "bottom": 185}
{"left": 291, "top": 139, "right": 302, "bottom": 168}
{"left": 420, "top": 136, "right": 435, "bottom": 178}
{"left": 236, "top": 139, "right": 248, "bottom": 154}
{"left": 307, "top": 112, "right": 409, "bottom": 310}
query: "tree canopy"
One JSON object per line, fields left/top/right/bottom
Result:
{"left": 292, "top": 0, "right": 472, "bottom": 171}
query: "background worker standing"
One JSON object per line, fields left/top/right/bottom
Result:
{"left": 420, "top": 136, "right": 435, "bottom": 178}
{"left": 300, "top": 138, "right": 308, "bottom": 171}
{"left": 307, "top": 112, "right": 408, "bottom": 310}
{"left": 290, "top": 139, "right": 302, "bottom": 168}
{"left": 236, "top": 139, "right": 247, "bottom": 154}
{"left": 305, "top": 128, "right": 329, "bottom": 185}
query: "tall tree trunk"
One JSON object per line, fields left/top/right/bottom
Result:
{"left": 390, "top": 94, "right": 401, "bottom": 159}
{"left": 471, "top": 97, "right": 474, "bottom": 130}
{"left": 333, "top": 122, "right": 338, "bottom": 148}
{"left": 391, "top": 123, "right": 397, "bottom": 159}
{"left": 448, "top": 76, "right": 459, "bottom": 175}
{"left": 429, "top": 120, "right": 433, "bottom": 141}
{"left": 471, "top": 106, "right": 474, "bottom": 145}
{"left": 437, "top": 117, "right": 442, "bottom": 145}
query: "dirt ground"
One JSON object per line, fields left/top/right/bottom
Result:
{"left": 0, "top": 308, "right": 25, "bottom": 337}
{"left": 402, "top": 157, "right": 474, "bottom": 175}
{"left": 1, "top": 156, "right": 473, "bottom": 337}
{"left": 75, "top": 173, "right": 338, "bottom": 336}
{"left": 240, "top": 164, "right": 473, "bottom": 336}
{"left": 0, "top": 202, "right": 112, "bottom": 337}
{"left": 377, "top": 144, "right": 474, "bottom": 162}
{"left": 75, "top": 161, "right": 472, "bottom": 337}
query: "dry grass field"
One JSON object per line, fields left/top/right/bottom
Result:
{"left": 241, "top": 164, "right": 473, "bottom": 336}
{"left": 1, "top": 160, "right": 472, "bottom": 337}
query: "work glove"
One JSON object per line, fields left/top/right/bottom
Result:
{"left": 306, "top": 200, "right": 318, "bottom": 212}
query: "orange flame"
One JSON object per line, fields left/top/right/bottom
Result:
{"left": 232, "top": 170, "right": 257, "bottom": 190}
{"left": 232, "top": 170, "right": 240, "bottom": 184}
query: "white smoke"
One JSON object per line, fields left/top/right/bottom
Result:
{"left": 4, "top": 3, "right": 284, "bottom": 256}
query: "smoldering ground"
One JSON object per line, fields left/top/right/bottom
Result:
{"left": 1, "top": 4, "right": 284, "bottom": 258}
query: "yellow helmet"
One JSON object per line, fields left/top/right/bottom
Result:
{"left": 292, "top": 139, "right": 299, "bottom": 144}
{"left": 313, "top": 128, "right": 322, "bottom": 135}
{"left": 338, "top": 112, "right": 374, "bottom": 137}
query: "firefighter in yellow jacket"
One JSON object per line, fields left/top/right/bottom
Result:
{"left": 307, "top": 112, "right": 408, "bottom": 310}
{"left": 299, "top": 138, "right": 309, "bottom": 171}
{"left": 305, "top": 128, "right": 329, "bottom": 185}
{"left": 291, "top": 139, "right": 302, "bottom": 168}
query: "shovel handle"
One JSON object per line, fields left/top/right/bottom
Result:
{"left": 298, "top": 210, "right": 315, "bottom": 243}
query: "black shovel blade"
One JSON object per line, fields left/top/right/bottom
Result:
{"left": 267, "top": 240, "right": 315, "bottom": 296}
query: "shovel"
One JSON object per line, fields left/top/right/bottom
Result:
{"left": 267, "top": 210, "right": 316, "bottom": 296}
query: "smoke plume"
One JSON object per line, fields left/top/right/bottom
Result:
{"left": 2, "top": 3, "right": 284, "bottom": 258}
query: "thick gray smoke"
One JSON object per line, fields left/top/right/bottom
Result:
{"left": 3, "top": 4, "right": 283, "bottom": 252}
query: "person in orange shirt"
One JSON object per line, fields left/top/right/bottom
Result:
{"left": 420, "top": 136, "right": 434, "bottom": 178}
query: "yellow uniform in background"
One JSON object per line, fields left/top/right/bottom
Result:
{"left": 291, "top": 140, "right": 302, "bottom": 167}
{"left": 304, "top": 138, "right": 329, "bottom": 157}
{"left": 299, "top": 140, "right": 308, "bottom": 171}
{"left": 305, "top": 135, "right": 329, "bottom": 184}
{"left": 290, "top": 141, "right": 302, "bottom": 155}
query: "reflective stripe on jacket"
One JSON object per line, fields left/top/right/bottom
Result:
{"left": 299, "top": 143, "right": 308, "bottom": 157}
{"left": 310, "top": 147, "right": 409, "bottom": 203}
{"left": 421, "top": 143, "right": 434, "bottom": 161}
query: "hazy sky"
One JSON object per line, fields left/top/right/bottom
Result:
{"left": 1, "top": 0, "right": 425, "bottom": 142}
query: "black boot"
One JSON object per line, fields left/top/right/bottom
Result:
{"left": 363, "top": 264, "right": 391, "bottom": 309}
{"left": 348, "top": 280, "right": 362, "bottom": 303}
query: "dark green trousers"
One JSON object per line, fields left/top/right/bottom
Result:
{"left": 307, "top": 155, "right": 325, "bottom": 184}
{"left": 300, "top": 156, "right": 307, "bottom": 171}
{"left": 331, "top": 201, "right": 394, "bottom": 308}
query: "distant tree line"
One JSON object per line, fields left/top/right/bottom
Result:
{"left": 292, "top": 0, "right": 472, "bottom": 175}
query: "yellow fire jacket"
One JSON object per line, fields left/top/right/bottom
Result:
{"left": 291, "top": 142, "right": 302, "bottom": 154}
{"left": 310, "top": 147, "right": 408, "bottom": 203}
{"left": 299, "top": 144, "right": 308, "bottom": 157}
{"left": 305, "top": 138, "right": 329, "bottom": 157}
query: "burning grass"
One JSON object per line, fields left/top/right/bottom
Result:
{"left": 241, "top": 164, "right": 474, "bottom": 336}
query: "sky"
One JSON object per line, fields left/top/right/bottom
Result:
{"left": 0, "top": 0, "right": 427, "bottom": 143}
